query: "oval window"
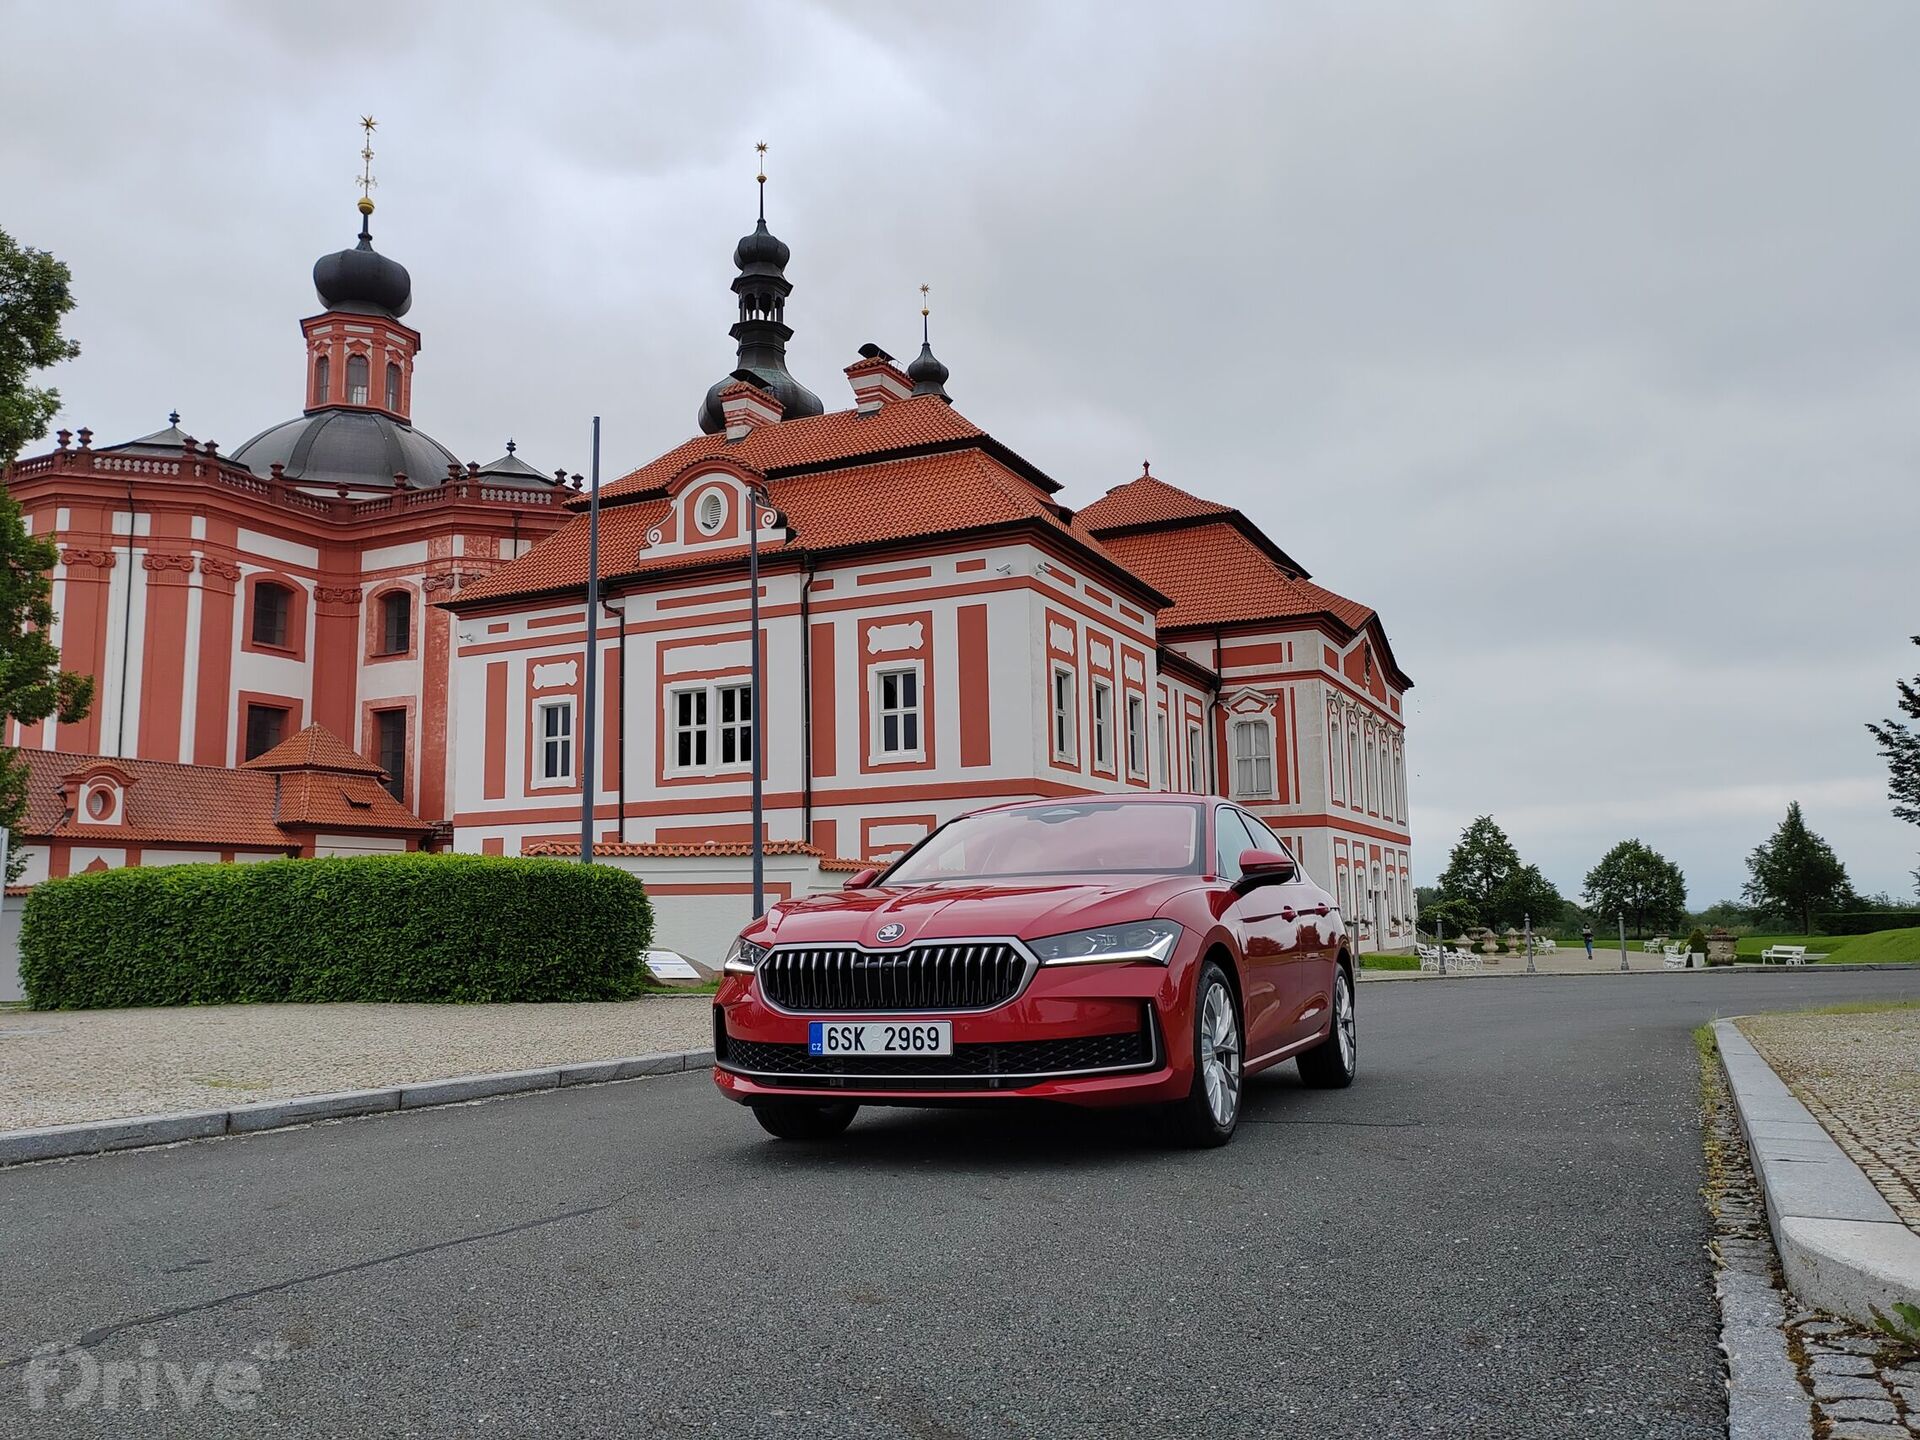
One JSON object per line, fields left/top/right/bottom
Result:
{"left": 696, "top": 491, "right": 726, "bottom": 535}
{"left": 86, "top": 787, "right": 112, "bottom": 820}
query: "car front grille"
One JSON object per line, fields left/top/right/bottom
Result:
{"left": 716, "top": 1024, "right": 1156, "bottom": 1090}
{"left": 757, "top": 942, "right": 1029, "bottom": 1013}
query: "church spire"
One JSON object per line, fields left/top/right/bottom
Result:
{"left": 907, "top": 283, "right": 952, "bottom": 402}
{"left": 697, "top": 142, "right": 823, "bottom": 434}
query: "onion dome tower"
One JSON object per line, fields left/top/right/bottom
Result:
{"left": 233, "top": 120, "right": 461, "bottom": 491}
{"left": 697, "top": 143, "right": 823, "bottom": 434}
{"left": 907, "top": 284, "right": 952, "bottom": 402}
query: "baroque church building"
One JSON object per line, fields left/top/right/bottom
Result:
{"left": 3, "top": 169, "right": 1414, "bottom": 952}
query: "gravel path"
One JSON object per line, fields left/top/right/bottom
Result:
{"left": 1737, "top": 1005, "right": 1920, "bottom": 1233}
{"left": 0, "top": 998, "right": 714, "bottom": 1131}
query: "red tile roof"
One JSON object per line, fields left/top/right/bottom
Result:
{"left": 1076, "top": 473, "right": 1232, "bottom": 532}
{"left": 1100, "top": 520, "right": 1376, "bottom": 634}
{"left": 242, "top": 724, "right": 386, "bottom": 776}
{"left": 596, "top": 395, "right": 994, "bottom": 502}
{"left": 455, "top": 448, "right": 1166, "bottom": 608}
{"left": 16, "top": 727, "right": 431, "bottom": 852}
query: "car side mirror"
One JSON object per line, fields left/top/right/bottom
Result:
{"left": 1236, "top": 848, "right": 1296, "bottom": 889}
{"left": 842, "top": 867, "right": 881, "bottom": 890}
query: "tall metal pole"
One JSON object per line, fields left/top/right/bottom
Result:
{"left": 1525, "top": 911, "right": 1535, "bottom": 973}
{"left": 579, "top": 417, "right": 600, "bottom": 865}
{"left": 1618, "top": 910, "right": 1629, "bottom": 972}
{"left": 747, "top": 483, "right": 765, "bottom": 917}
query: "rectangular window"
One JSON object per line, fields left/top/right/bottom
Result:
{"left": 243, "top": 704, "right": 287, "bottom": 761}
{"left": 1185, "top": 722, "right": 1203, "bottom": 793}
{"left": 1155, "top": 712, "right": 1170, "bottom": 789}
{"left": 672, "top": 687, "right": 709, "bottom": 770}
{"left": 875, "top": 666, "right": 922, "bottom": 758}
{"left": 1231, "top": 718, "right": 1273, "bottom": 798}
{"left": 1051, "top": 666, "right": 1077, "bottom": 762}
{"left": 538, "top": 699, "right": 574, "bottom": 782}
{"left": 717, "top": 683, "right": 753, "bottom": 766}
{"left": 374, "top": 708, "right": 407, "bottom": 801}
{"left": 251, "top": 583, "right": 290, "bottom": 648}
{"left": 380, "top": 592, "right": 410, "bottom": 655}
{"left": 1091, "top": 679, "right": 1114, "bottom": 771}
{"left": 1125, "top": 694, "right": 1146, "bottom": 778}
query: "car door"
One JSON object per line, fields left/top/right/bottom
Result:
{"left": 1240, "top": 812, "right": 1335, "bottom": 1045}
{"left": 1214, "top": 806, "right": 1294, "bottom": 1061}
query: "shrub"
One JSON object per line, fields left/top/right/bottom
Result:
{"left": 1814, "top": 910, "right": 1920, "bottom": 936}
{"left": 1687, "top": 927, "right": 1708, "bottom": 955}
{"left": 20, "top": 854, "right": 654, "bottom": 1009}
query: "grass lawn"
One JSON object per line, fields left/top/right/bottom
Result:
{"left": 1733, "top": 928, "right": 1920, "bottom": 963}
{"left": 1359, "top": 953, "right": 1420, "bottom": 971}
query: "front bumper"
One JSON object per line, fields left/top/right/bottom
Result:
{"left": 712, "top": 953, "right": 1187, "bottom": 1108}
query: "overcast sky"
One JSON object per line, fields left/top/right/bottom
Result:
{"left": 5, "top": 1, "right": 1917, "bottom": 905}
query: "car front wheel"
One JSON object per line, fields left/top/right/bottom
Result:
{"left": 751, "top": 1100, "right": 859, "bottom": 1141}
{"left": 1166, "top": 958, "right": 1242, "bottom": 1147}
{"left": 1297, "top": 963, "right": 1357, "bottom": 1088}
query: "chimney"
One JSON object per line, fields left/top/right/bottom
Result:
{"left": 718, "top": 372, "right": 785, "bottom": 440}
{"left": 844, "top": 344, "right": 913, "bottom": 414}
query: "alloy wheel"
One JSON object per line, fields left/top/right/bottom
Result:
{"left": 1335, "top": 971, "right": 1355, "bottom": 1073}
{"left": 1200, "top": 981, "right": 1241, "bottom": 1127}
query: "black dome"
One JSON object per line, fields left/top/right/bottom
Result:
{"left": 732, "top": 218, "right": 791, "bottom": 273}
{"left": 907, "top": 341, "right": 951, "bottom": 400}
{"left": 232, "top": 409, "right": 458, "bottom": 490}
{"left": 313, "top": 212, "right": 412, "bottom": 318}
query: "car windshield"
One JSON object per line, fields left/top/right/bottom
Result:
{"left": 883, "top": 802, "right": 1206, "bottom": 883}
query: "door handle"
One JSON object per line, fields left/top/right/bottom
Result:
{"left": 1279, "top": 905, "right": 1297, "bottom": 922}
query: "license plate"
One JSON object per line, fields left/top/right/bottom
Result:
{"left": 808, "top": 1021, "right": 953, "bottom": 1056}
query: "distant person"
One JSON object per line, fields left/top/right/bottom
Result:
{"left": 1581, "top": 924, "right": 1595, "bottom": 959}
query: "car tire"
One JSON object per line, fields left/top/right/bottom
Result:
{"left": 750, "top": 1100, "right": 860, "bottom": 1141}
{"left": 1165, "top": 958, "right": 1243, "bottom": 1148}
{"left": 1297, "top": 962, "right": 1357, "bottom": 1089}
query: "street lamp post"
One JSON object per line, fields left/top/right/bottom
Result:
{"left": 1525, "top": 911, "right": 1535, "bottom": 974}
{"left": 1619, "top": 910, "right": 1629, "bottom": 972}
{"left": 579, "top": 417, "right": 601, "bottom": 865}
{"left": 745, "top": 481, "right": 782, "bottom": 920}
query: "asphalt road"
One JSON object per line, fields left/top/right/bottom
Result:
{"left": 4, "top": 970, "right": 1918, "bottom": 1440}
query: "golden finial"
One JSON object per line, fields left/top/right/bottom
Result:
{"left": 754, "top": 140, "right": 768, "bottom": 221}
{"left": 357, "top": 116, "right": 378, "bottom": 217}
{"left": 919, "top": 283, "right": 932, "bottom": 343}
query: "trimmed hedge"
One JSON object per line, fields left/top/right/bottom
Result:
{"left": 1816, "top": 910, "right": 1920, "bottom": 936}
{"left": 20, "top": 853, "right": 655, "bottom": 1009}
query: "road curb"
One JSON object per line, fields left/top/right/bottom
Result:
{"left": 1357, "top": 961, "right": 1920, "bottom": 982}
{"left": 1712, "top": 1018, "right": 1920, "bottom": 1334}
{"left": 0, "top": 1047, "right": 715, "bottom": 1168}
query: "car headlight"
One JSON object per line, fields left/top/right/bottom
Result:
{"left": 722, "top": 936, "right": 769, "bottom": 976}
{"left": 1030, "top": 920, "right": 1183, "bottom": 966}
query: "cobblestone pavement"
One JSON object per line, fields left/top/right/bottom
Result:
{"left": 1706, "top": 1053, "right": 1920, "bottom": 1437}
{"left": 1737, "top": 1007, "right": 1920, "bottom": 1232}
{"left": 0, "top": 997, "right": 715, "bottom": 1131}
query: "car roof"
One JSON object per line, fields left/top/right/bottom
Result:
{"left": 969, "top": 794, "right": 1216, "bottom": 815}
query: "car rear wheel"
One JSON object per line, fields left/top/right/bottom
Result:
{"left": 1297, "top": 963, "right": 1357, "bottom": 1089}
{"left": 1166, "top": 959, "right": 1242, "bottom": 1147}
{"left": 750, "top": 1100, "right": 859, "bottom": 1141}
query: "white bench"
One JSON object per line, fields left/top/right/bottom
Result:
{"left": 1534, "top": 937, "right": 1557, "bottom": 954}
{"left": 1416, "top": 944, "right": 1447, "bottom": 973}
{"left": 1759, "top": 945, "right": 1827, "bottom": 965}
{"left": 1450, "top": 949, "right": 1485, "bottom": 974}
{"left": 1663, "top": 945, "right": 1693, "bottom": 970}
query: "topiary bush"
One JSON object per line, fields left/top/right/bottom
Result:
{"left": 20, "top": 853, "right": 655, "bottom": 1009}
{"left": 1687, "top": 927, "right": 1708, "bottom": 955}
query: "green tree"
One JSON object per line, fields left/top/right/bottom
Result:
{"left": 1867, "top": 635, "right": 1920, "bottom": 889}
{"left": 1582, "top": 839, "right": 1688, "bottom": 936}
{"left": 1435, "top": 816, "right": 1561, "bottom": 929}
{"left": 1742, "top": 802, "right": 1855, "bottom": 935}
{"left": 0, "top": 229, "right": 80, "bottom": 463}
{"left": 0, "top": 228, "right": 92, "bottom": 878}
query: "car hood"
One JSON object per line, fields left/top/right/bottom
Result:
{"left": 757, "top": 877, "right": 1203, "bottom": 949}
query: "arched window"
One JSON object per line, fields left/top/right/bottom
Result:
{"left": 312, "top": 354, "right": 330, "bottom": 405}
{"left": 1328, "top": 705, "right": 1345, "bottom": 803}
{"left": 1347, "top": 718, "right": 1360, "bottom": 802}
{"left": 346, "top": 354, "right": 370, "bottom": 405}
{"left": 1365, "top": 727, "right": 1379, "bottom": 813}
{"left": 385, "top": 362, "right": 402, "bottom": 412}
{"left": 251, "top": 581, "right": 292, "bottom": 648}
{"left": 378, "top": 590, "right": 411, "bottom": 655}
{"left": 1394, "top": 743, "right": 1407, "bottom": 819}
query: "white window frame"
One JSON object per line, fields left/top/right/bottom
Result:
{"left": 1229, "top": 716, "right": 1274, "bottom": 799}
{"left": 1050, "top": 664, "right": 1078, "bottom": 763}
{"left": 1155, "top": 711, "right": 1170, "bottom": 790}
{"left": 870, "top": 663, "right": 925, "bottom": 763}
{"left": 534, "top": 698, "right": 574, "bottom": 786}
{"left": 1125, "top": 694, "right": 1148, "bottom": 779}
{"left": 716, "top": 681, "right": 754, "bottom": 768}
{"left": 1329, "top": 705, "right": 1346, "bottom": 804}
{"left": 1185, "top": 721, "right": 1203, "bottom": 794}
{"left": 1091, "top": 678, "right": 1115, "bottom": 772}
{"left": 664, "top": 681, "right": 755, "bottom": 776}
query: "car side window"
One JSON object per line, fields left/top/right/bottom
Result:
{"left": 1239, "top": 812, "right": 1296, "bottom": 867}
{"left": 1214, "top": 808, "right": 1256, "bottom": 882}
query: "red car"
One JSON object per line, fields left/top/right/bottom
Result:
{"left": 712, "top": 796, "right": 1357, "bottom": 1146}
